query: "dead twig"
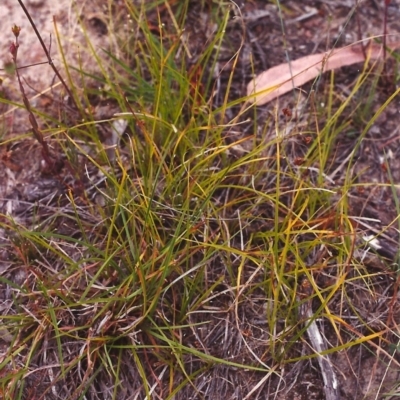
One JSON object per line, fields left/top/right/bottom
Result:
{"left": 298, "top": 278, "right": 340, "bottom": 400}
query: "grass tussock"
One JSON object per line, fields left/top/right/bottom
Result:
{"left": 0, "top": 0, "right": 399, "bottom": 399}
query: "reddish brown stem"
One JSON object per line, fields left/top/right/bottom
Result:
{"left": 11, "top": 27, "right": 61, "bottom": 172}
{"left": 383, "top": 0, "right": 391, "bottom": 70}
{"left": 16, "top": 0, "right": 82, "bottom": 114}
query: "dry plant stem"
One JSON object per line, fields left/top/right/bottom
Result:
{"left": 16, "top": 0, "right": 81, "bottom": 113}
{"left": 354, "top": 0, "right": 366, "bottom": 59}
{"left": 383, "top": 0, "right": 390, "bottom": 68}
{"left": 11, "top": 32, "right": 55, "bottom": 169}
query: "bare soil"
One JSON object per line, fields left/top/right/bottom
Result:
{"left": 1, "top": 1, "right": 400, "bottom": 399}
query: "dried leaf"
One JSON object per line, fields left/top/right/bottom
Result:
{"left": 247, "top": 42, "right": 399, "bottom": 106}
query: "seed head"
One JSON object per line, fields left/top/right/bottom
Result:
{"left": 11, "top": 25, "right": 21, "bottom": 38}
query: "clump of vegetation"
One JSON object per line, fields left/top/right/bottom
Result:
{"left": 0, "top": 0, "right": 399, "bottom": 399}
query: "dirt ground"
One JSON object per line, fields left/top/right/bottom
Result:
{"left": 1, "top": 0, "right": 400, "bottom": 399}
